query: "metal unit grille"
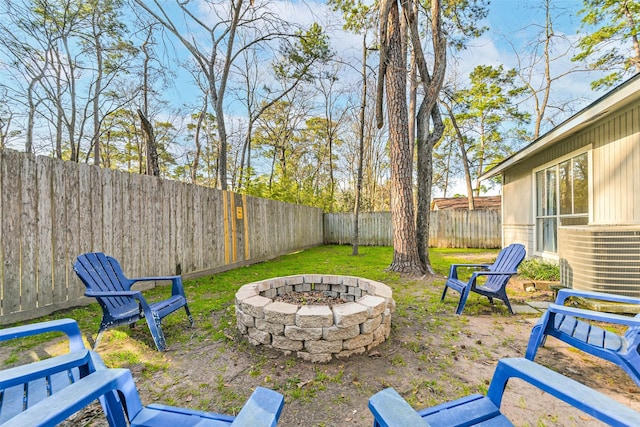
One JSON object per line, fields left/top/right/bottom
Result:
{"left": 559, "top": 226, "right": 640, "bottom": 297}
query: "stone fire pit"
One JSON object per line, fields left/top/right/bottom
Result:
{"left": 235, "top": 275, "right": 395, "bottom": 362}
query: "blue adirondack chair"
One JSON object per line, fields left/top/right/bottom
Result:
{"left": 3, "top": 366, "right": 284, "bottom": 427}
{"left": 368, "top": 357, "right": 640, "bottom": 426}
{"left": 0, "top": 318, "right": 126, "bottom": 426}
{"left": 441, "top": 243, "right": 526, "bottom": 315}
{"left": 74, "top": 252, "right": 194, "bottom": 351}
{"left": 525, "top": 288, "right": 640, "bottom": 387}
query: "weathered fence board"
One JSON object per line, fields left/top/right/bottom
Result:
{"left": 37, "top": 156, "right": 53, "bottom": 308}
{"left": 21, "top": 154, "right": 38, "bottom": 311}
{"left": 3, "top": 151, "right": 21, "bottom": 314}
{"left": 52, "top": 160, "right": 67, "bottom": 304}
{"left": 324, "top": 210, "right": 501, "bottom": 249}
{"left": 0, "top": 149, "right": 323, "bottom": 325}
{"left": 64, "top": 161, "right": 80, "bottom": 304}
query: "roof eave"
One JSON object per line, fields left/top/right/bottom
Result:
{"left": 479, "top": 74, "right": 640, "bottom": 181}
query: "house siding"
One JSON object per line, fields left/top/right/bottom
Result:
{"left": 495, "top": 77, "right": 640, "bottom": 295}
{"left": 591, "top": 103, "right": 640, "bottom": 224}
{"left": 502, "top": 167, "right": 533, "bottom": 250}
{"left": 501, "top": 100, "right": 640, "bottom": 258}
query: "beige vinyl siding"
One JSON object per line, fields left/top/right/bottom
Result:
{"left": 502, "top": 224, "right": 533, "bottom": 253}
{"left": 503, "top": 167, "right": 532, "bottom": 224}
{"left": 502, "top": 167, "right": 534, "bottom": 252}
{"left": 591, "top": 103, "right": 640, "bottom": 224}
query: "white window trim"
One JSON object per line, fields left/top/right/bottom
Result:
{"left": 531, "top": 145, "right": 592, "bottom": 260}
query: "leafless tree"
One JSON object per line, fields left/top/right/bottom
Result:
{"left": 133, "top": 0, "right": 327, "bottom": 190}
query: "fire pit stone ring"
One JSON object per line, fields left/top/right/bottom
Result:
{"left": 235, "top": 274, "right": 395, "bottom": 362}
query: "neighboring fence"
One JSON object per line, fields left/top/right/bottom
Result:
{"left": 0, "top": 149, "right": 323, "bottom": 325}
{"left": 323, "top": 212, "right": 393, "bottom": 246}
{"left": 323, "top": 210, "right": 501, "bottom": 249}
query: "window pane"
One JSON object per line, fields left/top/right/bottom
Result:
{"left": 543, "top": 218, "right": 557, "bottom": 253}
{"left": 573, "top": 153, "right": 588, "bottom": 214}
{"left": 559, "top": 160, "right": 572, "bottom": 215}
{"left": 546, "top": 168, "right": 557, "bottom": 215}
{"left": 536, "top": 218, "right": 544, "bottom": 251}
{"left": 536, "top": 171, "right": 545, "bottom": 216}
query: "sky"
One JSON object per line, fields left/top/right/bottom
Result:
{"left": 133, "top": 0, "right": 608, "bottom": 198}
{"left": 160, "top": 0, "right": 604, "bottom": 127}
{"left": 471, "top": 0, "right": 599, "bottom": 97}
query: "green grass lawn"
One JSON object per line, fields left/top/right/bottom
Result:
{"left": 2, "top": 245, "right": 499, "bottom": 362}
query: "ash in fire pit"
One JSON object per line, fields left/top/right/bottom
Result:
{"left": 235, "top": 275, "right": 395, "bottom": 363}
{"left": 274, "top": 291, "right": 347, "bottom": 307}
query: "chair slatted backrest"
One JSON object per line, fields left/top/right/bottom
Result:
{"left": 484, "top": 244, "right": 526, "bottom": 291}
{"left": 75, "top": 253, "right": 137, "bottom": 313}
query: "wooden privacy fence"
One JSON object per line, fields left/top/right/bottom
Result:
{"left": 323, "top": 210, "right": 501, "bottom": 249}
{"left": 0, "top": 149, "right": 323, "bottom": 325}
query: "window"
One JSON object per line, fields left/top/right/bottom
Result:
{"left": 535, "top": 152, "right": 588, "bottom": 254}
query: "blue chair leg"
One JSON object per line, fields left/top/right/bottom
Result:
{"left": 455, "top": 285, "right": 472, "bottom": 315}
{"left": 501, "top": 296, "right": 514, "bottom": 315}
{"left": 94, "top": 329, "right": 106, "bottom": 350}
{"left": 525, "top": 321, "right": 545, "bottom": 359}
{"left": 441, "top": 284, "right": 449, "bottom": 301}
{"left": 145, "top": 312, "right": 167, "bottom": 351}
{"left": 184, "top": 304, "right": 195, "bottom": 326}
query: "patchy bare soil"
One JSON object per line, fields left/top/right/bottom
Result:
{"left": 5, "top": 275, "right": 640, "bottom": 427}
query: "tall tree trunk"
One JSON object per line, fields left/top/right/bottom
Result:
{"left": 53, "top": 56, "right": 63, "bottom": 159}
{"left": 192, "top": 95, "right": 207, "bottom": 183}
{"left": 239, "top": 124, "right": 252, "bottom": 191}
{"left": 211, "top": 0, "right": 243, "bottom": 191}
{"left": 92, "top": 78, "right": 102, "bottom": 166}
{"left": 26, "top": 81, "right": 37, "bottom": 154}
{"left": 92, "top": 13, "right": 103, "bottom": 167}
{"left": 474, "top": 120, "right": 486, "bottom": 197}
{"left": 59, "top": 36, "right": 79, "bottom": 162}
{"left": 416, "top": 101, "right": 443, "bottom": 274}
{"left": 138, "top": 109, "right": 159, "bottom": 176}
{"left": 443, "top": 101, "right": 475, "bottom": 209}
{"left": 408, "top": 54, "right": 417, "bottom": 150}
{"left": 353, "top": 35, "right": 368, "bottom": 256}
{"left": 407, "top": 0, "right": 446, "bottom": 274}
{"left": 383, "top": 0, "right": 422, "bottom": 275}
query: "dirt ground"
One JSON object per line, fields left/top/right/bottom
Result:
{"left": 7, "top": 275, "right": 640, "bottom": 427}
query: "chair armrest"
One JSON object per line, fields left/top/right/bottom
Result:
{"left": 451, "top": 264, "right": 491, "bottom": 268}
{"left": 468, "top": 271, "right": 518, "bottom": 287}
{"left": 0, "top": 350, "right": 94, "bottom": 389}
{"left": 0, "top": 368, "right": 132, "bottom": 427}
{"left": 448, "top": 264, "right": 491, "bottom": 281}
{"left": 85, "top": 290, "right": 156, "bottom": 317}
{"left": 129, "top": 275, "right": 187, "bottom": 298}
{"left": 472, "top": 271, "right": 517, "bottom": 277}
{"left": 85, "top": 290, "right": 142, "bottom": 298}
{"left": 546, "top": 303, "right": 640, "bottom": 327}
{"left": 231, "top": 387, "right": 285, "bottom": 427}
{"left": 129, "top": 275, "right": 180, "bottom": 283}
{"left": 368, "top": 388, "right": 430, "bottom": 427}
{"left": 0, "top": 319, "right": 85, "bottom": 352}
{"left": 556, "top": 288, "right": 640, "bottom": 306}
{"left": 486, "top": 358, "right": 640, "bottom": 426}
